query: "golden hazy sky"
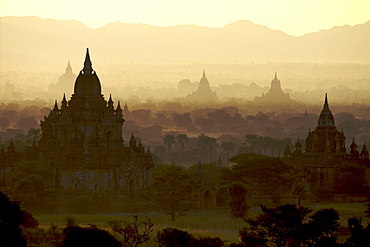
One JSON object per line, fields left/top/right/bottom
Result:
{"left": 1, "top": 0, "right": 369, "bottom": 36}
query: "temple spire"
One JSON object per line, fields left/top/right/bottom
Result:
{"left": 274, "top": 72, "right": 277, "bottom": 80}
{"left": 202, "top": 69, "right": 206, "bottom": 78}
{"left": 61, "top": 93, "right": 67, "bottom": 109}
{"left": 83, "top": 48, "right": 93, "bottom": 74}
{"left": 318, "top": 93, "right": 335, "bottom": 127}
{"left": 324, "top": 93, "right": 329, "bottom": 108}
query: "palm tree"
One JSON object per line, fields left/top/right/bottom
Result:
{"left": 176, "top": 134, "right": 189, "bottom": 158}
{"left": 197, "top": 133, "right": 209, "bottom": 163}
{"left": 208, "top": 137, "right": 218, "bottom": 162}
{"left": 163, "top": 135, "right": 176, "bottom": 157}
{"left": 221, "top": 141, "right": 234, "bottom": 164}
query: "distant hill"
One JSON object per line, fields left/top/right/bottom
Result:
{"left": 1, "top": 16, "right": 369, "bottom": 71}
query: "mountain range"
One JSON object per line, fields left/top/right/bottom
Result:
{"left": 1, "top": 16, "right": 369, "bottom": 71}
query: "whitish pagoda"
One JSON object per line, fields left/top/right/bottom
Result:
{"left": 38, "top": 49, "right": 154, "bottom": 196}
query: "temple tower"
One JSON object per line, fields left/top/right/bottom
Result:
{"left": 39, "top": 49, "right": 153, "bottom": 192}
{"left": 305, "top": 94, "right": 346, "bottom": 154}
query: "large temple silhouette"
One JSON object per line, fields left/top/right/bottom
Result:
{"left": 254, "top": 73, "right": 294, "bottom": 105}
{"left": 185, "top": 70, "right": 217, "bottom": 104}
{"left": 284, "top": 94, "right": 369, "bottom": 192}
{"left": 38, "top": 49, "right": 154, "bottom": 195}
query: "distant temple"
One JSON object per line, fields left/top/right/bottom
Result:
{"left": 254, "top": 73, "right": 293, "bottom": 104}
{"left": 185, "top": 70, "right": 217, "bottom": 104}
{"left": 1, "top": 49, "right": 154, "bottom": 197}
{"left": 48, "top": 61, "right": 76, "bottom": 98}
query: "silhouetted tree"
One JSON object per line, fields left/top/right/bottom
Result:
{"left": 343, "top": 217, "right": 370, "bottom": 247}
{"left": 239, "top": 204, "right": 340, "bottom": 247}
{"left": 334, "top": 163, "right": 367, "bottom": 194}
{"left": 197, "top": 133, "right": 210, "bottom": 162}
{"left": 176, "top": 134, "right": 189, "bottom": 157}
{"left": 0, "top": 191, "right": 27, "bottom": 247}
{"left": 365, "top": 203, "right": 370, "bottom": 218}
{"left": 17, "top": 117, "right": 38, "bottom": 131}
{"left": 155, "top": 227, "right": 224, "bottom": 247}
{"left": 208, "top": 136, "right": 218, "bottom": 162}
{"left": 197, "top": 133, "right": 217, "bottom": 162}
{"left": 113, "top": 216, "right": 153, "bottom": 247}
{"left": 13, "top": 178, "right": 35, "bottom": 206}
{"left": 151, "top": 165, "right": 196, "bottom": 222}
{"left": 155, "top": 228, "right": 194, "bottom": 247}
{"left": 221, "top": 141, "right": 234, "bottom": 163}
{"left": 163, "top": 135, "right": 176, "bottom": 157}
{"left": 61, "top": 225, "right": 122, "bottom": 247}
{"left": 228, "top": 182, "right": 249, "bottom": 219}
{"left": 222, "top": 153, "right": 291, "bottom": 197}
{"left": 173, "top": 113, "right": 192, "bottom": 131}
{"left": 25, "top": 128, "right": 41, "bottom": 145}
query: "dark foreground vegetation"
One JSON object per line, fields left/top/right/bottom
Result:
{"left": 1, "top": 191, "right": 370, "bottom": 247}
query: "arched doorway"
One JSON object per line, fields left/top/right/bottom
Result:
{"left": 204, "top": 190, "right": 211, "bottom": 209}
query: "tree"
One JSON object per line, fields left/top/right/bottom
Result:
{"left": 151, "top": 165, "right": 196, "bottom": 222}
{"left": 0, "top": 191, "right": 27, "bottom": 247}
{"left": 155, "top": 228, "right": 195, "bottom": 247}
{"left": 61, "top": 225, "right": 122, "bottom": 247}
{"left": 176, "top": 134, "right": 189, "bottom": 157}
{"left": 26, "top": 174, "right": 45, "bottom": 193}
{"left": 13, "top": 178, "right": 36, "bottom": 206}
{"left": 343, "top": 217, "right": 370, "bottom": 247}
{"left": 222, "top": 153, "right": 291, "bottom": 197}
{"left": 197, "top": 133, "right": 210, "bottom": 162}
{"left": 207, "top": 136, "right": 218, "bottom": 162}
{"left": 111, "top": 216, "right": 153, "bottom": 247}
{"left": 221, "top": 141, "right": 234, "bottom": 164}
{"left": 173, "top": 113, "right": 192, "bottom": 131}
{"left": 163, "top": 135, "right": 176, "bottom": 157}
{"left": 0, "top": 116, "right": 10, "bottom": 130}
{"left": 155, "top": 227, "right": 224, "bottom": 247}
{"left": 228, "top": 182, "right": 249, "bottom": 219}
{"left": 238, "top": 204, "right": 340, "bottom": 247}
{"left": 25, "top": 128, "right": 41, "bottom": 145}
{"left": 197, "top": 134, "right": 217, "bottom": 162}
{"left": 17, "top": 117, "right": 39, "bottom": 131}
{"left": 334, "top": 163, "right": 367, "bottom": 194}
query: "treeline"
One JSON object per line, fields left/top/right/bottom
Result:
{"left": 1, "top": 100, "right": 370, "bottom": 162}
{"left": 2, "top": 153, "right": 367, "bottom": 217}
{"left": 2, "top": 190, "right": 370, "bottom": 247}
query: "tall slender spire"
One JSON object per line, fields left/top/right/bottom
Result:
{"left": 53, "top": 100, "right": 59, "bottom": 112}
{"left": 61, "top": 93, "right": 67, "bottom": 109}
{"left": 202, "top": 69, "right": 206, "bottom": 78}
{"left": 274, "top": 72, "right": 277, "bottom": 80}
{"left": 83, "top": 48, "right": 93, "bottom": 74}
{"left": 317, "top": 93, "right": 335, "bottom": 127}
{"left": 324, "top": 93, "right": 329, "bottom": 108}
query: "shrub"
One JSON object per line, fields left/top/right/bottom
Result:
{"left": 61, "top": 225, "right": 122, "bottom": 247}
{"left": 155, "top": 228, "right": 195, "bottom": 247}
{"left": 0, "top": 191, "right": 27, "bottom": 247}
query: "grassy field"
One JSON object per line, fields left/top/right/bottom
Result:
{"left": 34, "top": 202, "right": 369, "bottom": 244}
